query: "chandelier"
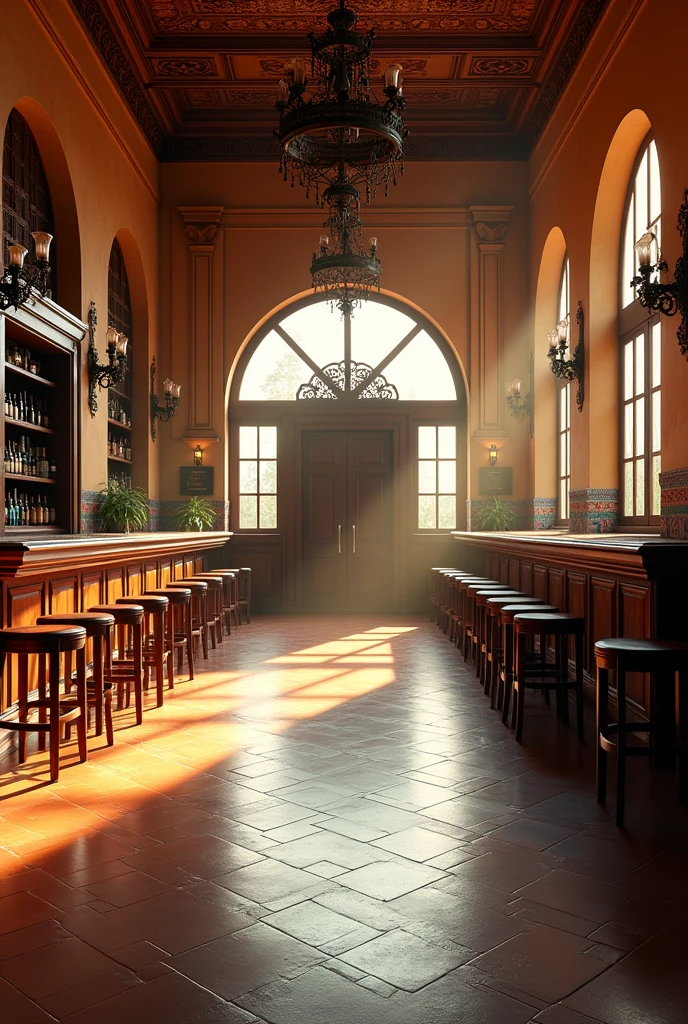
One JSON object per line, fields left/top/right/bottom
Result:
{"left": 311, "top": 182, "right": 381, "bottom": 316}
{"left": 275, "top": 1, "right": 407, "bottom": 205}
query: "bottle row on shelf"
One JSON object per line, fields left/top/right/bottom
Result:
{"left": 6, "top": 342, "right": 43, "bottom": 376}
{"left": 4, "top": 439, "right": 56, "bottom": 479}
{"left": 4, "top": 391, "right": 50, "bottom": 427}
{"left": 5, "top": 489, "right": 56, "bottom": 526}
{"left": 108, "top": 433, "right": 132, "bottom": 461}
{"left": 108, "top": 394, "right": 131, "bottom": 426}
{"left": 109, "top": 470, "right": 132, "bottom": 490}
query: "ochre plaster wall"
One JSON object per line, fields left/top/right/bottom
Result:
{"left": 0, "top": 0, "right": 160, "bottom": 499}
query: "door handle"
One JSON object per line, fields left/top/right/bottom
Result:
{"left": 352, "top": 524, "right": 356, "bottom": 554}
{"left": 338, "top": 524, "right": 342, "bottom": 554}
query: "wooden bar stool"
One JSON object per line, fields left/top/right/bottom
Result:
{"left": 89, "top": 603, "right": 144, "bottom": 726}
{"left": 513, "top": 611, "right": 585, "bottom": 744}
{"left": 485, "top": 596, "right": 548, "bottom": 711}
{"left": 160, "top": 585, "right": 194, "bottom": 680}
{"left": 474, "top": 589, "right": 523, "bottom": 695}
{"left": 117, "top": 595, "right": 169, "bottom": 707}
{"left": 429, "top": 568, "right": 455, "bottom": 623}
{"left": 0, "top": 625, "right": 87, "bottom": 782}
{"left": 595, "top": 637, "right": 688, "bottom": 827}
{"left": 500, "top": 603, "right": 559, "bottom": 724}
{"left": 36, "top": 612, "right": 115, "bottom": 746}
{"left": 192, "top": 574, "right": 225, "bottom": 645}
{"left": 146, "top": 587, "right": 189, "bottom": 686}
{"left": 444, "top": 573, "right": 474, "bottom": 646}
{"left": 197, "top": 570, "right": 238, "bottom": 635}
{"left": 466, "top": 582, "right": 512, "bottom": 667}
{"left": 167, "top": 579, "right": 208, "bottom": 660}
{"left": 459, "top": 578, "right": 500, "bottom": 661}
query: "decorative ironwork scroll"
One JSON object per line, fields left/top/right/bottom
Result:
{"left": 296, "top": 360, "right": 398, "bottom": 400}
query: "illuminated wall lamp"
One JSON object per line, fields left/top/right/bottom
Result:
{"left": 631, "top": 189, "right": 688, "bottom": 355}
{"left": 87, "top": 301, "right": 129, "bottom": 417}
{"left": 193, "top": 445, "right": 203, "bottom": 466}
{"left": 150, "top": 357, "right": 181, "bottom": 440}
{"left": 0, "top": 231, "right": 53, "bottom": 313}
{"left": 488, "top": 444, "right": 498, "bottom": 467}
{"left": 547, "top": 301, "right": 585, "bottom": 410}
{"left": 505, "top": 354, "right": 534, "bottom": 436}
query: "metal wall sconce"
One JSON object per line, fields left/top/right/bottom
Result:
{"left": 87, "top": 301, "right": 129, "bottom": 417}
{"left": 193, "top": 445, "right": 203, "bottom": 466}
{"left": 632, "top": 189, "right": 688, "bottom": 355}
{"left": 150, "top": 357, "right": 181, "bottom": 440}
{"left": 0, "top": 232, "right": 53, "bottom": 312}
{"left": 488, "top": 444, "right": 498, "bottom": 467}
{"left": 506, "top": 353, "right": 534, "bottom": 436}
{"left": 547, "top": 299, "right": 584, "bottom": 411}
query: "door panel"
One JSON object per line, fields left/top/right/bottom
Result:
{"left": 346, "top": 431, "right": 394, "bottom": 611}
{"left": 302, "top": 431, "right": 347, "bottom": 609}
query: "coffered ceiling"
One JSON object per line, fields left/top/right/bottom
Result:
{"left": 69, "top": 0, "right": 610, "bottom": 160}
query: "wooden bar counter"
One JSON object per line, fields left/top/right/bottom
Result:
{"left": 452, "top": 530, "right": 688, "bottom": 720}
{"left": 0, "top": 531, "right": 232, "bottom": 718}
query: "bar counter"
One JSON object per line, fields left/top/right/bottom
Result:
{"left": 452, "top": 530, "right": 688, "bottom": 719}
{"left": 0, "top": 531, "right": 232, "bottom": 717}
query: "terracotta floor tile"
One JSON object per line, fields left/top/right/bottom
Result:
{"left": 216, "top": 857, "right": 334, "bottom": 909}
{"left": 0, "top": 975, "right": 55, "bottom": 1023}
{"left": 267, "top": 829, "right": 390, "bottom": 870}
{"left": 60, "top": 969, "right": 227, "bottom": 1024}
{"left": 0, "top": 935, "right": 118, "bottom": 999}
{"left": 390, "top": 884, "right": 529, "bottom": 951}
{"left": 110, "top": 939, "right": 170, "bottom": 971}
{"left": 563, "top": 960, "right": 687, "bottom": 1024}
{"left": 0, "top": 891, "right": 60, "bottom": 936}
{"left": 83, "top": 869, "right": 173, "bottom": 907}
{"left": 145, "top": 832, "right": 264, "bottom": 878}
{"left": 39, "top": 964, "right": 141, "bottom": 1019}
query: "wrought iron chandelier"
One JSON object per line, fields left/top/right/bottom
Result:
{"left": 0, "top": 233, "right": 53, "bottom": 312}
{"left": 275, "top": 1, "right": 407, "bottom": 205}
{"left": 311, "top": 181, "right": 381, "bottom": 316}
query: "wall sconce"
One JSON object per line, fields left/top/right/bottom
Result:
{"left": 87, "top": 301, "right": 129, "bottom": 417}
{"left": 488, "top": 444, "right": 498, "bottom": 467}
{"left": 193, "top": 445, "right": 203, "bottom": 466}
{"left": 631, "top": 190, "right": 688, "bottom": 355}
{"left": 150, "top": 357, "right": 181, "bottom": 440}
{"left": 506, "top": 354, "right": 534, "bottom": 436}
{"left": 547, "top": 300, "right": 584, "bottom": 411}
{"left": 0, "top": 232, "right": 53, "bottom": 313}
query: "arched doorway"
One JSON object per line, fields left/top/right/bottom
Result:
{"left": 229, "top": 292, "right": 467, "bottom": 612}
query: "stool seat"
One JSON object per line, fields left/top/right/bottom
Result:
{"left": 595, "top": 637, "right": 688, "bottom": 670}
{"left": 0, "top": 624, "right": 87, "bottom": 654}
{"left": 147, "top": 587, "right": 191, "bottom": 604}
{"left": 488, "top": 595, "right": 542, "bottom": 608}
{"left": 514, "top": 612, "right": 585, "bottom": 635}
{"left": 501, "top": 603, "right": 558, "bottom": 621}
{"left": 37, "top": 612, "right": 114, "bottom": 635}
{"left": 116, "top": 594, "right": 168, "bottom": 613}
{"left": 169, "top": 579, "right": 207, "bottom": 592}
{"left": 89, "top": 603, "right": 143, "bottom": 625}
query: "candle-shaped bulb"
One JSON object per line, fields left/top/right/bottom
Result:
{"left": 163, "top": 378, "right": 173, "bottom": 394}
{"left": 548, "top": 330, "right": 559, "bottom": 351}
{"left": 115, "top": 334, "right": 128, "bottom": 358}
{"left": 292, "top": 57, "right": 306, "bottom": 87}
{"left": 172, "top": 384, "right": 181, "bottom": 399}
{"left": 276, "top": 78, "right": 290, "bottom": 104}
{"left": 369, "top": 236, "right": 378, "bottom": 253}
{"left": 31, "top": 232, "right": 53, "bottom": 262}
{"left": 8, "top": 244, "right": 28, "bottom": 268}
{"left": 635, "top": 231, "right": 655, "bottom": 268}
{"left": 513, "top": 378, "right": 522, "bottom": 396}
{"left": 319, "top": 234, "right": 329, "bottom": 252}
{"left": 384, "top": 63, "right": 402, "bottom": 90}
{"left": 106, "top": 325, "right": 119, "bottom": 352}
{"left": 557, "top": 318, "right": 568, "bottom": 345}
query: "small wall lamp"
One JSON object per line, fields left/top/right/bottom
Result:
{"left": 506, "top": 354, "right": 534, "bottom": 436}
{"left": 488, "top": 444, "right": 498, "bottom": 467}
{"left": 87, "top": 301, "right": 129, "bottom": 417}
{"left": 547, "top": 300, "right": 584, "bottom": 410}
{"left": 0, "top": 231, "right": 53, "bottom": 313}
{"left": 631, "top": 189, "right": 688, "bottom": 355}
{"left": 193, "top": 445, "right": 203, "bottom": 466}
{"left": 150, "top": 357, "right": 181, "bottom": 440}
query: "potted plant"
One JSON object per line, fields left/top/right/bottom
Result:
{"left": 98, "top": 484, "right": 149, "bottom": 534}
{"left": 174, "top": 496, "right": 217, "bottom": 532}
{"left": 473, "top": 496, "right": 516, "bottom": 532}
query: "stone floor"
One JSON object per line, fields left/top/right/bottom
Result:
{"left": 0, "top": 614, "right": 687, "bottom": 1023}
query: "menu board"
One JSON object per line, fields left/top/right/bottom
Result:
{"left": 478, "top": 467, "right": 513, "bottom": 495}
{"left": 180, "top": 467, "right": 214, "bottom": 495}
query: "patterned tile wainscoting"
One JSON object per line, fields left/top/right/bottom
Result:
{"left": 659, "top": 467, "right": 688, "bottom": 538}
{"left": 530, "top": 497, "right": 557, "bottom": 530}
{"left": 568, "top": 488, "right": 619, "bottom": 534}
{"left": 80, "top": 493, "right": 230, "bottom": 535}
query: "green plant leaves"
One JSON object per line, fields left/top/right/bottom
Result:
{"left": 474, "top": 496, "right": 516, "bottom": 532}
{"left": 174, "top": 496, "right": 216, "bottom": 532}
{"left": 99, "top": 485, "right": 149, "bottom": 533}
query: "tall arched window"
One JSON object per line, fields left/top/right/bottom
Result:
{"left": 2, "top": 108, "right": 56, "bottom": 298}
{"left": 556, "top": 257, "right": 571, "bottom": 523}
{"left": 619, "top": 138, "right": 661, "bottom": 527}
{"left": 107, "top": 239, "right": 133, "bottom": 489}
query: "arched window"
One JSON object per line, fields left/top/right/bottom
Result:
{"left": 619, "top": 139, "right": 661, "bottom": 527}
{"left": 239, "top": 297, "right": 457, "bottom": 402}
{"left": 2, "top": 108, "right": 56, "bottom": 298}
{"left": 556, "top": 257, "right": 571, "bottom": 523}
{"left": 107, "top": 239, "right": 133, "bottom": 489}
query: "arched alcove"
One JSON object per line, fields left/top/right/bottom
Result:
{"left": 8, "top": 97, "right": 82, "bottom": 317}
{"left": 589, "top": 108, "right": 652, "bottom": 488}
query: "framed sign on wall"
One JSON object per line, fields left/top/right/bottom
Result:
{"left": 478, "top": 466, "right": 513, "bottom": 495}
{"left": 180, "top": 467, "right": 214, "bottom": 495}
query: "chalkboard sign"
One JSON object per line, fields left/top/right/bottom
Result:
{"left": 180, "top": 467, "right": 214, "bottom": 495}
{"left": 479, "top": 466, "right": 513, "bottom": 495}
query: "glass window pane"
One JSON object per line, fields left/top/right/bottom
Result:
{"left": 560, "top": 432, "right": 568, "bottom": 475}
{"left": 635, "top": 458, "right": 645, "bottom": 517}
{"left": 350, "top": 300, "right": 417, "bottom": 367}
{"left": 418, "top": 495, "right": 436, "bottom": 530}
{"left": 558, "top": 258, "right": 569, "bottom": 323}
{"left": 559, "top": 388, "right": 567, "bottom": 432}
{"left": 622, "top": 202, "right": 635, "bottom": 307}
{"left": 259, "top": 495, "right": 277, "bottom": 530}
{"left": 259, "top": 426, "right": 277, "bottom": 459}
{"left": 624, "top": 462, "right": 634, "bottom": 517}
{"left": 652, "top": 321, "right": 661, "bottom": 387}
{"left": 239, "top": 426, "right": 257, "bottom": 459}
{"left": 259, "top": 460, "right": 277, "bottom": 494}
{"left": 635, "top": 149, "right": 649, "bottom": 236}
{"left": 438, "top": 460, "right": 456, "bottom": 494}
{"left": 279, "top": 301, "right": 345, "bottom": 369}
{"left": 635, "top": 397, "right": 645, "bottom": 456}
{"left": 418, "top": 426, "right": 436, "bottom": 459}
{"left": 239, "top": 460, "right": 258, "bottom": 493}
{"left": 239, "top": 495, "right": 257, "bottom": 530}
{"left": 624, "top": 404, "right": 634, "bottom": 459}
{"left": 438, "top": 495, "right": 456, "bottom": 530}
{"left": 624, "top": 342, "right": 634, "bottom": 400}
{"left": 437, "top": 426, "right": 456, "bottom": 458}
{"left": 382, "top": 330, "right": 456, "bottom": 400}
{"left": 652, "top": 392, "right": 661, "bottom": 453}
{"left": 649, "top": 140, "right": 661, "bottom": 225}
{"left": 635, "top": 336, "right": 644, "bottom": 395}
{"left": 418, "top": 461, "right": 436, "bottom": 494}
{"left": 560, "top": 478, "right": 567, "bottom": 519}
{"left": 652, "top": 455, "right": 661, "bottom": 517}
{"left": 239, "top": 331, "right": 312, "bottom": 400}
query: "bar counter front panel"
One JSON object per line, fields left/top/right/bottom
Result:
{"left": 452, "top": 531, "right": 688, "bottom": 720}
{"left": 0, "top": 532, "right": 232, "bottom": 716}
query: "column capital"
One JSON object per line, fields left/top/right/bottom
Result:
{"left": 469, "top": 205, "right": 513, "bottom": 246}
{"left": 177, "top": 206, "right": 224, "bottom": 245}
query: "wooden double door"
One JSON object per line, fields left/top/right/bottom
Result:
{"left": 302, "top": 430, "right": 394, "bottom": 611}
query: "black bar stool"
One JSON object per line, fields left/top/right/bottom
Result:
{"left": 160, "top": 585, "right": 193, "bottom": 680}
{"left": 0, "top": 625, "right": 87, "bottom": 782}
{"left": 117, "top": 595, "right": 169, "bottom": 707}
{"left": 89, "top": 603, "right": 144, "bottom": 725}
{"left": 466, "top": 582, "right": 513, "bottom": 667}
{"left": 192, "top": 574, "right": 225, "bottom": 646}
{"left": 595, "top": 637, "right": 688, "bottom": 827}
{"left": 459, "top": 578, "right": 500, "bottom": 661}
{"left": 224, "top": 568, "right": 247, "bottom": 628}
{"left": 167, "top": 579, "right": 208, "bottom": 659}
{"left": 36, "top": 611, "right": 115, "bottom": 746}
{"left": 500, "top": 603, "right": 559, "bottom": 724}
{"left": 513, "top": 611, "right": 585, "bottom": 744}
{"left": 474, "top": 590, "right": 523, "bottom": 695}
{"left": 429, "top": 568, "right": 456, "bottom": 622}
{"left": 485, "top": 596, "right": 549, "bottom": 711}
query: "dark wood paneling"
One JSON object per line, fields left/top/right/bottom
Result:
{"left": 81, "top": 571, "right": 103, "bottom": 612}
{"left": 49, "top": 576, "right": 77, "bottom": 615}
{"left": 619, "top": 583, "right": 652, "bottom": 710}
{"left": 590, "top": 577, "right": 616, "bottom": 672}
{"left": 519, "top": 561, "right": 533, "bottom": 596}
{"left": 533, "top": 565, "right": 548, "bottom": 601}
{"left": 106, "top": 568, "right": 124, "bottom": 603}
{"left": 144, "top": 562, "right": 158, "bottom": 592}
{"left": 508, "top": 558, "right": 520, "bottom": 590}
{"left": 225, "top": 536, "right": 283, "bottom": 614}
{"left": 126, "top": 565, "right": 142, "bottom": 597}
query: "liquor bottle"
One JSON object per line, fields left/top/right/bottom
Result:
{"left": 11, "top": 393, "right": 17, "bottom": 419}
{"left": 49, "top": 498, "right": 56, "bottom": 524}
{"left": 42, "top": 402, "right": 49, "bottom": 428}
{"left": 49, "top": 455, "right": 57, "bottom": 479}
{"left": 4, "top": 392, "right": 9, "bottom": 417}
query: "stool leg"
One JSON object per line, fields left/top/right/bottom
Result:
{"left": 502, "top": 623, "right": 513, "bottom": 724}
{"left": 575, "top": 631, "right": 585, "bottom": 741}
{"left": 166, "top": 608, "right": 174, "bottom": 690}
{"left": 37, "top": 653, "right": 47, "bottom": 752}
{"left": 616, "top": 668, "right": 627, "bottom": 828}
{"left": 515, "top": 632, "right": 526, "bottom": 743}
{"left": 154, "top": 612, "right": 164, "bottom": 708}
{"left": 543, "top": 634, "right": 551, "bottom": 705}
{"left": 216, "top": 592, "right": 223, "bottom": 643}
{"left": 93, "top": 635, "right": 104, "bottom": 737}
{"left": 186, "top": 603, "right": 195, "bottom": 680}
{"left": 133, "top": 622, "right": 143, "bottom": 725}
{"left": 76, "top": 647, "right": 88, "bottom": 764}
{"left": 49, "top": 651, "right": 60, "bottom": 782}
{"left": 596, "top": 663, "right": 608, "bottom": 806}
{"left": 559, "top": 636, "right": 569, "bottom": 723}
{"left": 18, "top": 655, "right": 29, "bottom": 764}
